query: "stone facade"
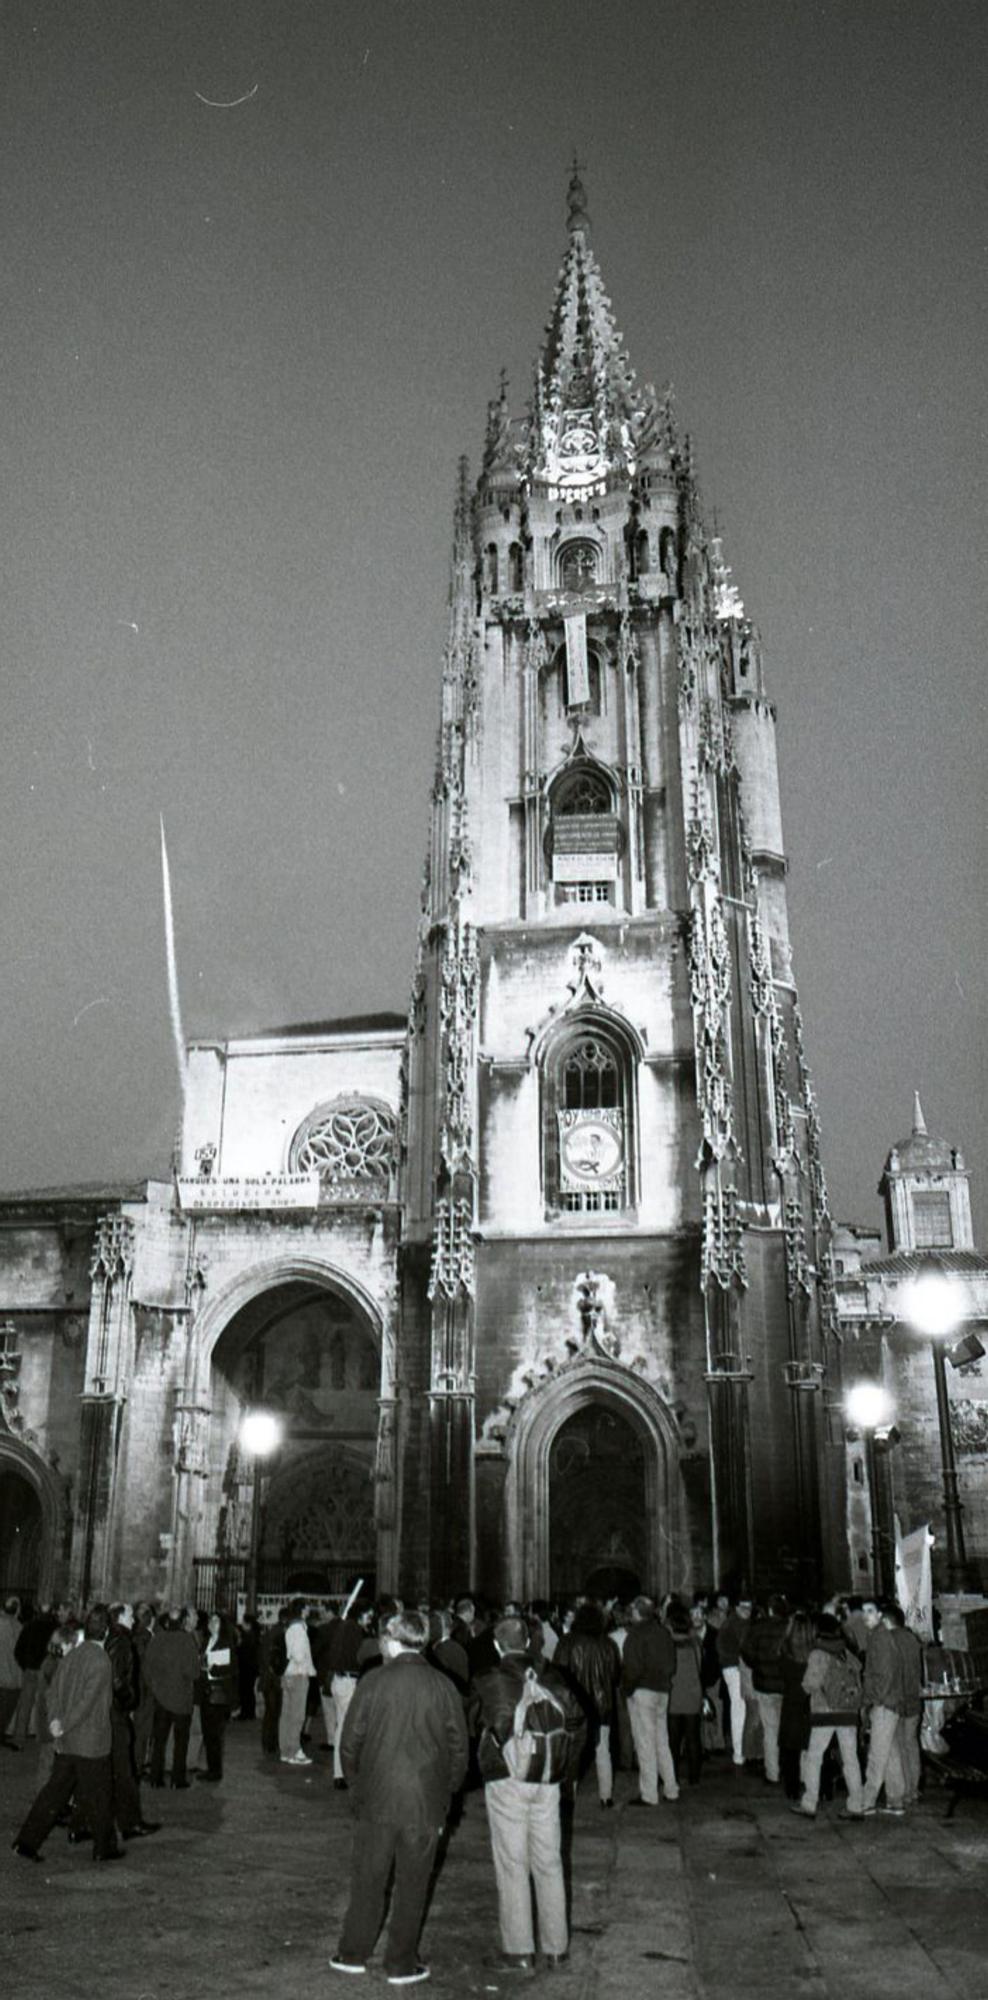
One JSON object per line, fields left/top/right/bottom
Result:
{"left": 834, "top": 1099, "right": 988, "bottom": 1594}
{"left": 1, "top": 175, "right": 861, "bottom": 1607}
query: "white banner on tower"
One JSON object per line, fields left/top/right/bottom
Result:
{"left": 564, "top": 613, "right": 590, "bottom": 706}
{"left": 894, "top": 1518, "right": 934, "bottom": 1638}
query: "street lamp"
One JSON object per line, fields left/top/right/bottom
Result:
{"left": 900, "top": 1256, "right": 971, "bottom": 1593}
{"left": 845, "top": 1382, "right": 898, "bottom": 1597}
{"left": 240, "top": 1410, "right": 282, "bottom": 1614}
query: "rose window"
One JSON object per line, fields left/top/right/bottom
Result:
{"left": 291, "top": 1099, "right": 397, "bottom": 1200}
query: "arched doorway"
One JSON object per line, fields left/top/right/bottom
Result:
{"left": 504, "top": 1359, "right": 686, "bottom": 1602}
{"left": 204, "top": 1277, "right": 381, "bottom": 1599}
{"left": 549, "top": 1405, "right": 645, "bottom": 1597}
{"left": 0, "top": 1466, "right": 43, "bottom": 1595}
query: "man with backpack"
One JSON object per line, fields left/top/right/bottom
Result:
{"left": 471, "top": 1615, "right": 585, "bottom": 1974}
{"left": 790, "top": 1611, "right": 864, "bottom": 1819}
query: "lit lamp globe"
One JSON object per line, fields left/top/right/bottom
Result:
{"left": 901, "top": 1266, "right": 961, "bottom": 1341}
{"left": 846, "top": 1382, "right": 894, "bottom": 1432}
{"left": 240, "top": 1411, "right": 282, "bottom": 1458}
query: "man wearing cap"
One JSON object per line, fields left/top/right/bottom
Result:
{"left": 471, "top": 1615, "right": 585, "bottom": 1975}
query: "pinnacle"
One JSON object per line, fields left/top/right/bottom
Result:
{"left": 912, "top": 1090, "right": 927, "bottom": 1136}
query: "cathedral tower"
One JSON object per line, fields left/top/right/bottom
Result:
{"left": 400, "top": 170, "right": 842, "bottom": 1601}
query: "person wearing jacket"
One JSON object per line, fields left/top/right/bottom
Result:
{"left": 471, "top": 1616, "right": 585, "bottom": 1973}
{"left": 13, "top": 1604, "right": 120, "bottom": 1863}
{"left": 887, "top": 1605, "right": 923, "bottom": 1806}
{"left": 279, "top": 1596, "right": 315, "bottom": 1767}
{"left": 105, "top": 1602, "right": 159, "bottom": 1838}
{"left": 791, "top": 1612, "right": 864, "bottom": 1819}
{"left": 858, "top": 1600, "right": 908, "bottom": 1815}
{"left": 144, "top": 1610, "right": 202, "bottom": 1788}
{"left": 741, "top": 1594, "right": 789, "bottom": 1784}
{"left": 12, "top": 1601, "right": 65, "bottom": 1745}
{"left": 622, "top": 1595, "right": 679, "bottom": 1805}
{"left": 666, "top": 1600, "right": 705, "bottom": 1786}
{"left": 715, "top": 1596, "right": 753, "bottom": 1766}
{"left": 331, "top": 1609, "right": 468, "bottom": 1986}
{"left": 778, "top": 1611, "right": 815, "bottom": 1801}
{"left": 554, "top": 1600, "right": 620, "bottom": 1807}
{"left": 197, "top": 1609, "right": 239, "bottom": 1781}
{"left": 0, "top": 1593, "right": 23, "bottom": 1746}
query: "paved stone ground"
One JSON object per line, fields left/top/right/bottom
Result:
{"left": 2, "top": 1727, "right": 986, "bottom": 2000}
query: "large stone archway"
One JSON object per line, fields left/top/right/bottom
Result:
{"left": 504, "top": 1359, "right": 686, "bottom": 1601}
{"left": 170, "top": 1256, "right": 396, "bottom": 1600}
{"left": 0, "top": 1435, "right": 65, "bottom": 1603}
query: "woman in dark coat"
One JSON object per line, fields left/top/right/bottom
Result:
{"left": 197, "top": 1610, "right": 239, "bottom": 1782}
{"left": 779, "top": 1610, "right": 814, "bottom": 1801}
{"left": 554, "top": 1602, "right": 620, "bottom": 1807}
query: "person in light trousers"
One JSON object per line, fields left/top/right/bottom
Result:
{"left": 622, "top": 1596, "right": 679, "bottom": 1805}
{"left": 471, "top": 1617, "right": 585, "bottom": 1972}
{"left": 279, "top": 1598, "right": 315, "bottom": 1766}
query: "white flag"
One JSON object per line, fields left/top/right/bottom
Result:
{"left": 894, "top": 1517, "right": 934, "bottom": 1638}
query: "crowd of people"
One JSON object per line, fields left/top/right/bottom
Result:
{"left": 1, "top": 1583, "right": 932, "bottom": 1984}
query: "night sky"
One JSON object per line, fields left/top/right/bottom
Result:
{"left": 2, "top": 1, "right": 985, "bottom": 1239}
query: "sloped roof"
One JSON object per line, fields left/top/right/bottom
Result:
{"left": 256, "top": 1011, "right": 406, "bottom": 1039}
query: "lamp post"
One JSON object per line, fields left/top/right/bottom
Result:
{"left": 901, "top": 1257, "right": 970, "bottom": 1593}
{"left": 240, "top": 1410, "right": 282, "bottom": 1615}
{"left": 845, "top": 1381, "right": 897, "bottom": 1597}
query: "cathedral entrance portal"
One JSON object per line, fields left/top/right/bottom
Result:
{"left": 203, "top": 1276, "right": 381, "bottom": 1600}
{"left": 549, "top": 1405, "right": 644, "bottom": 1598}
{"left": 0, "top": 1465, "right": 43, "bottom": 1595}
{"left": 504, "top": 1360, "right": 685, "bottom": 1603}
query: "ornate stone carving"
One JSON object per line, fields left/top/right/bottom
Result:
{"left": 479, "top": 1326, "right": 658, "bottom": 1450}
{"left": 573, "top": 1271, "right": 622, "bottom": 1357}
{"left": 90, "top": 1215, "right": 135, "bottom": 1282}
{"left": 784, "top": 1197, "right": 813, "bottom": 1301}
{"left": 770, "top": 1010, "right": 796, "bottom": 1164}
{"left": 569, "top": 930, "right": 605, "bottom": 999}
{"left": 747, "top": 905, "right": 775, "bottom": 1016}
{"left": 373, "top": 1401, "right": 397, "bottom": 1528}
{"left": 427, "top": 1196, "right": 475, "bottom": 1302}
{"left": 951, "top": 1400, "right": 988, "bottom": 1455}
{"left": 173, "top": 1402, "right": 211, "bottom": 1481}
{"left": 687, "top": 903, "right": 736, "bottom": 1161}
{"left": 702, "top": 1183, "right": 747, "bottom": 1291}
{"left": 686, "top": 785, "right": 716, "bottom": 883}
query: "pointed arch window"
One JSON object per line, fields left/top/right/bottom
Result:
{"left": 547, "top": 763, "right": 622, "bottom": 903}
{"left": 557, "top": 540, "right": 600, "bottom": 592}
{"left": 542, "top": 1019, "right": 637, "bottom": 1218}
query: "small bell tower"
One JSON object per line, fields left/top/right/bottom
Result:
{"left": 880, "top": 1094, "right": 974, "bottom": 1253}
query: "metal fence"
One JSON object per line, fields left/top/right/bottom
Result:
{"left": 191, "top": 1557, "right": 374, "bottom": 1612}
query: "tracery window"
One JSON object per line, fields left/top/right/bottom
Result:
{"left": 557, "top": 540, "right": 600, "bottom": 592}
{"left": 554, "top": 767, "right": 612, "bottom": 815}
{"left": 542, "top": 1021, "right": 635, "bottom": 1218}
{"left": 290, "top": 1098, "right": 397, "bottom": 1202}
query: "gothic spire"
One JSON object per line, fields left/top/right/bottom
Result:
{"left": 526, "top": 164, "right": 650, "bottom": 491}
{"left": 912, "top": 1090, "right": 928, "bottom": 1136}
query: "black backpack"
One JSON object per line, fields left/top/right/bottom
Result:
{"left": 269, "top": 1625, "right": 288, "bottom": 1677}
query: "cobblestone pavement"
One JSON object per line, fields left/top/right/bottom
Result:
{"left": 2, "top": 1727, "right": 986, "bottom": 2000}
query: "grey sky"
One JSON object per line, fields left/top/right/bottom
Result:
{"left": 1, "top": 0, "right": 985, "bottom": 1238}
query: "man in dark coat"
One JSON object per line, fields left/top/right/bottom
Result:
{"left": 622, "top": 1595, "right": 679, "bottom": 1804}
{"left": 13, "top": 1604, "right": 120, "bottom": 1863}
{"left": 331, "top": 1608, "right": 468, "bottom": 1987}
{"left": 741, "top": 1593, "right": 789, "bottom": 1784}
